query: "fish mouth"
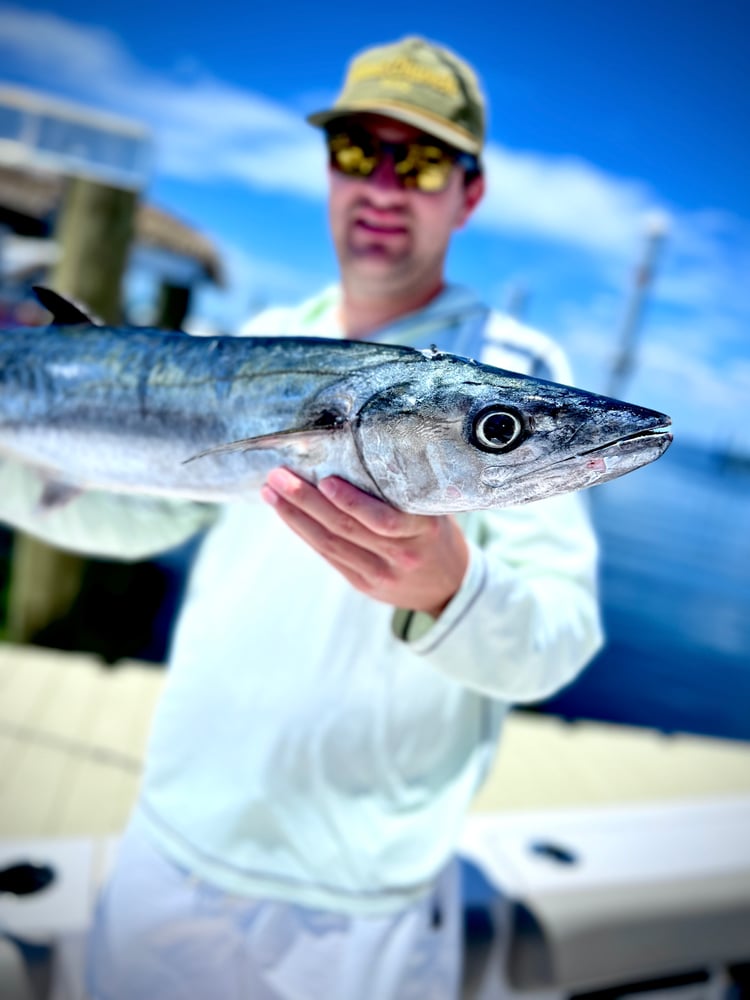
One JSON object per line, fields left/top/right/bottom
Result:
{"left": 549, "top": 422, "right": 673, "bottom": 486}
{"left": 576, "top": 423, "right": 674, "bottom": 461}
{"left": 479, "top": 421, "right": 673, "bottom": 501}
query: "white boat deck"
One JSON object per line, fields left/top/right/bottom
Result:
{"left": 2, "top": 642, "right": 750, "bottom": 998}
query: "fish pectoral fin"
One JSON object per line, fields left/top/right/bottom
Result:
{"left": 37, "top": 479, "right": 84, "bottom": 511}
{"left": 183, "top": 426, "right": 340, "bottom": 465}
{"left": 32, "top": 286, "right": 102, "bottom": 326}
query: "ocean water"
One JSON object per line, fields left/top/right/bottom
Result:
{"left": 535, "top": 440, "right": 750, "bottom": 742}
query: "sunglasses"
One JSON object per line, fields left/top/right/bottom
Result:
{"left": 326, "top": 129, "right": 479, "bottom": 193}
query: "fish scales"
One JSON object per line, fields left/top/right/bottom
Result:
{"left": 0, "top": 289, "right": 673, "bottom": 514}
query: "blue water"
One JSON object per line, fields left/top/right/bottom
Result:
{"left": 535, "top": 440, "right": 750, "bottom": 742}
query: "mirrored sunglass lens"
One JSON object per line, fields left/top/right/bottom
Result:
{"left": 415, "top": 163, "right": 454, "bottom": 191}
{"left": 328, "top": 134, "right": 377, "bottom": 177}
{"left": 337, "top": 146, "right": 377, "bottom": 176}
{"left": 396, "top": 145, "right": 454, "bottom": 192}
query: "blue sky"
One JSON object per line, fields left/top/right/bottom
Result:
{"left": 1, "top": 1, "right": 748, "bottom": 449}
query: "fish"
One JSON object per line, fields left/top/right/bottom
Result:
{"left": 0, "top": 287, "right": 672, "bottom": 515}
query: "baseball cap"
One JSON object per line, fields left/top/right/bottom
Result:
{"left": 307, "top": 36, "right": 486, "bottom": 155}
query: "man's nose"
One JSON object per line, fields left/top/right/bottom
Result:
{"left": 367, "top": 152, "right": 406, "bottom": 194}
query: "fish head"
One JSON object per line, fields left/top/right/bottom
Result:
{"left": 354, "top": 354, "right": 673, "bottom": 513}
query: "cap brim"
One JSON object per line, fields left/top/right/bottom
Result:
{"left": 307, "top": 101, "right": 481, "bottom": 155}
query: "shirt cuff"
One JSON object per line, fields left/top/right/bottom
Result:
{"left": 391, "top": 541, "right": 487, "bottom": 649}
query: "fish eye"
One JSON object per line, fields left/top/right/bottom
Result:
{"left": 472, "top": 407, "right": 525, "bottom": 452}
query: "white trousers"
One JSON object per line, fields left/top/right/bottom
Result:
{"left": 86, "top": 821, "right": 462, "bottom": 1000}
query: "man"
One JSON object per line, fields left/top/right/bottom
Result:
{"left": 0, "top": 37, "right": 602, "bottom": 999}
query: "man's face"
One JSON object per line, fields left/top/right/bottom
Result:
{"left": 327, "top": 114, "right": 484, "bottom": 300}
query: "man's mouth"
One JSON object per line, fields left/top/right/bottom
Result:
{"left": 353, "top": 218, "right": 409, "bottom": 237}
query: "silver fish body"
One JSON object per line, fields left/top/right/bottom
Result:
{"left": 0, "top": 305, "right": 673, "bottom": 514}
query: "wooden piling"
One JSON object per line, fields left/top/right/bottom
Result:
{"left": 6, "top": 177, "right": 137, "bottom": 645}
{"left": 155, "top": 281, "right": 191, "bottom": 330}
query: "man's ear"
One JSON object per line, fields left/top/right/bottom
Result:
{"left": 455, "top": 173, "right": 485, "bottom": 229}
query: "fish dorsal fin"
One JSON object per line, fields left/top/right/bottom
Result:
{"left": 32, "top": 286, "right": 102, "bottom": 326}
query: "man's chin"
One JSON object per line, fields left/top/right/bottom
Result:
{"left": 341, "top": 255, "right": 417, "bottom": 297}
{"left": 346, "top": 239, "right": 412, "bottom": 267}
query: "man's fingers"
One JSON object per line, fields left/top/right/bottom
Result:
{"left": 261, "top": 478, "right": 388, "bottom": 583}
{"left": 262, "top": 468, "right": 469, "bottom": 615}
{"left": 318, "top": 476, "right": 425, "bottom": 538}
{"left": 265, "top": 469, "right": 363, "bottom": 540}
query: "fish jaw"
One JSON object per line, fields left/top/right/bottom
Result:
{"left": 478, "top": 420, "right": 673, "bottom": 507}
{"left": 567, "top": 422, "right": 674, "bottom": 481}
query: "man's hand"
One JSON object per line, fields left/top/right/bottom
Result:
{"left": 260, "top": 468, "right": 469, "bottom": 618}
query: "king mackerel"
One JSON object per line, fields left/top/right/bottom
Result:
{"left": 0, "top": 287, "right": 672, "bottom": 514}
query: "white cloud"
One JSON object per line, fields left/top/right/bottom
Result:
{"left": 208, "top": 140, "right": 327, "bottom": 198}
{"left": 189, "top": 240, "right": 332, "bottom": 332}
{"left": 557, "top": 298, "right": 750, "bottom": 449}
{"left": 0, "top": 6, "right": 125, "bottom": 82}
{"left": 655, "top": 213, "right": 750, "bottom": 323}
{"left": 636, "top": 336, "right": 749, "bottom": 447}
{"left": 478, "top": 145, "right": 661, "bottom": 254}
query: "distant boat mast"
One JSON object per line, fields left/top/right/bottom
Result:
{"left": 607, "top": 211, "right": 670, "bottom": 398}
{"left": 505, "top": 280, "right": 530, "bottom": 321}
